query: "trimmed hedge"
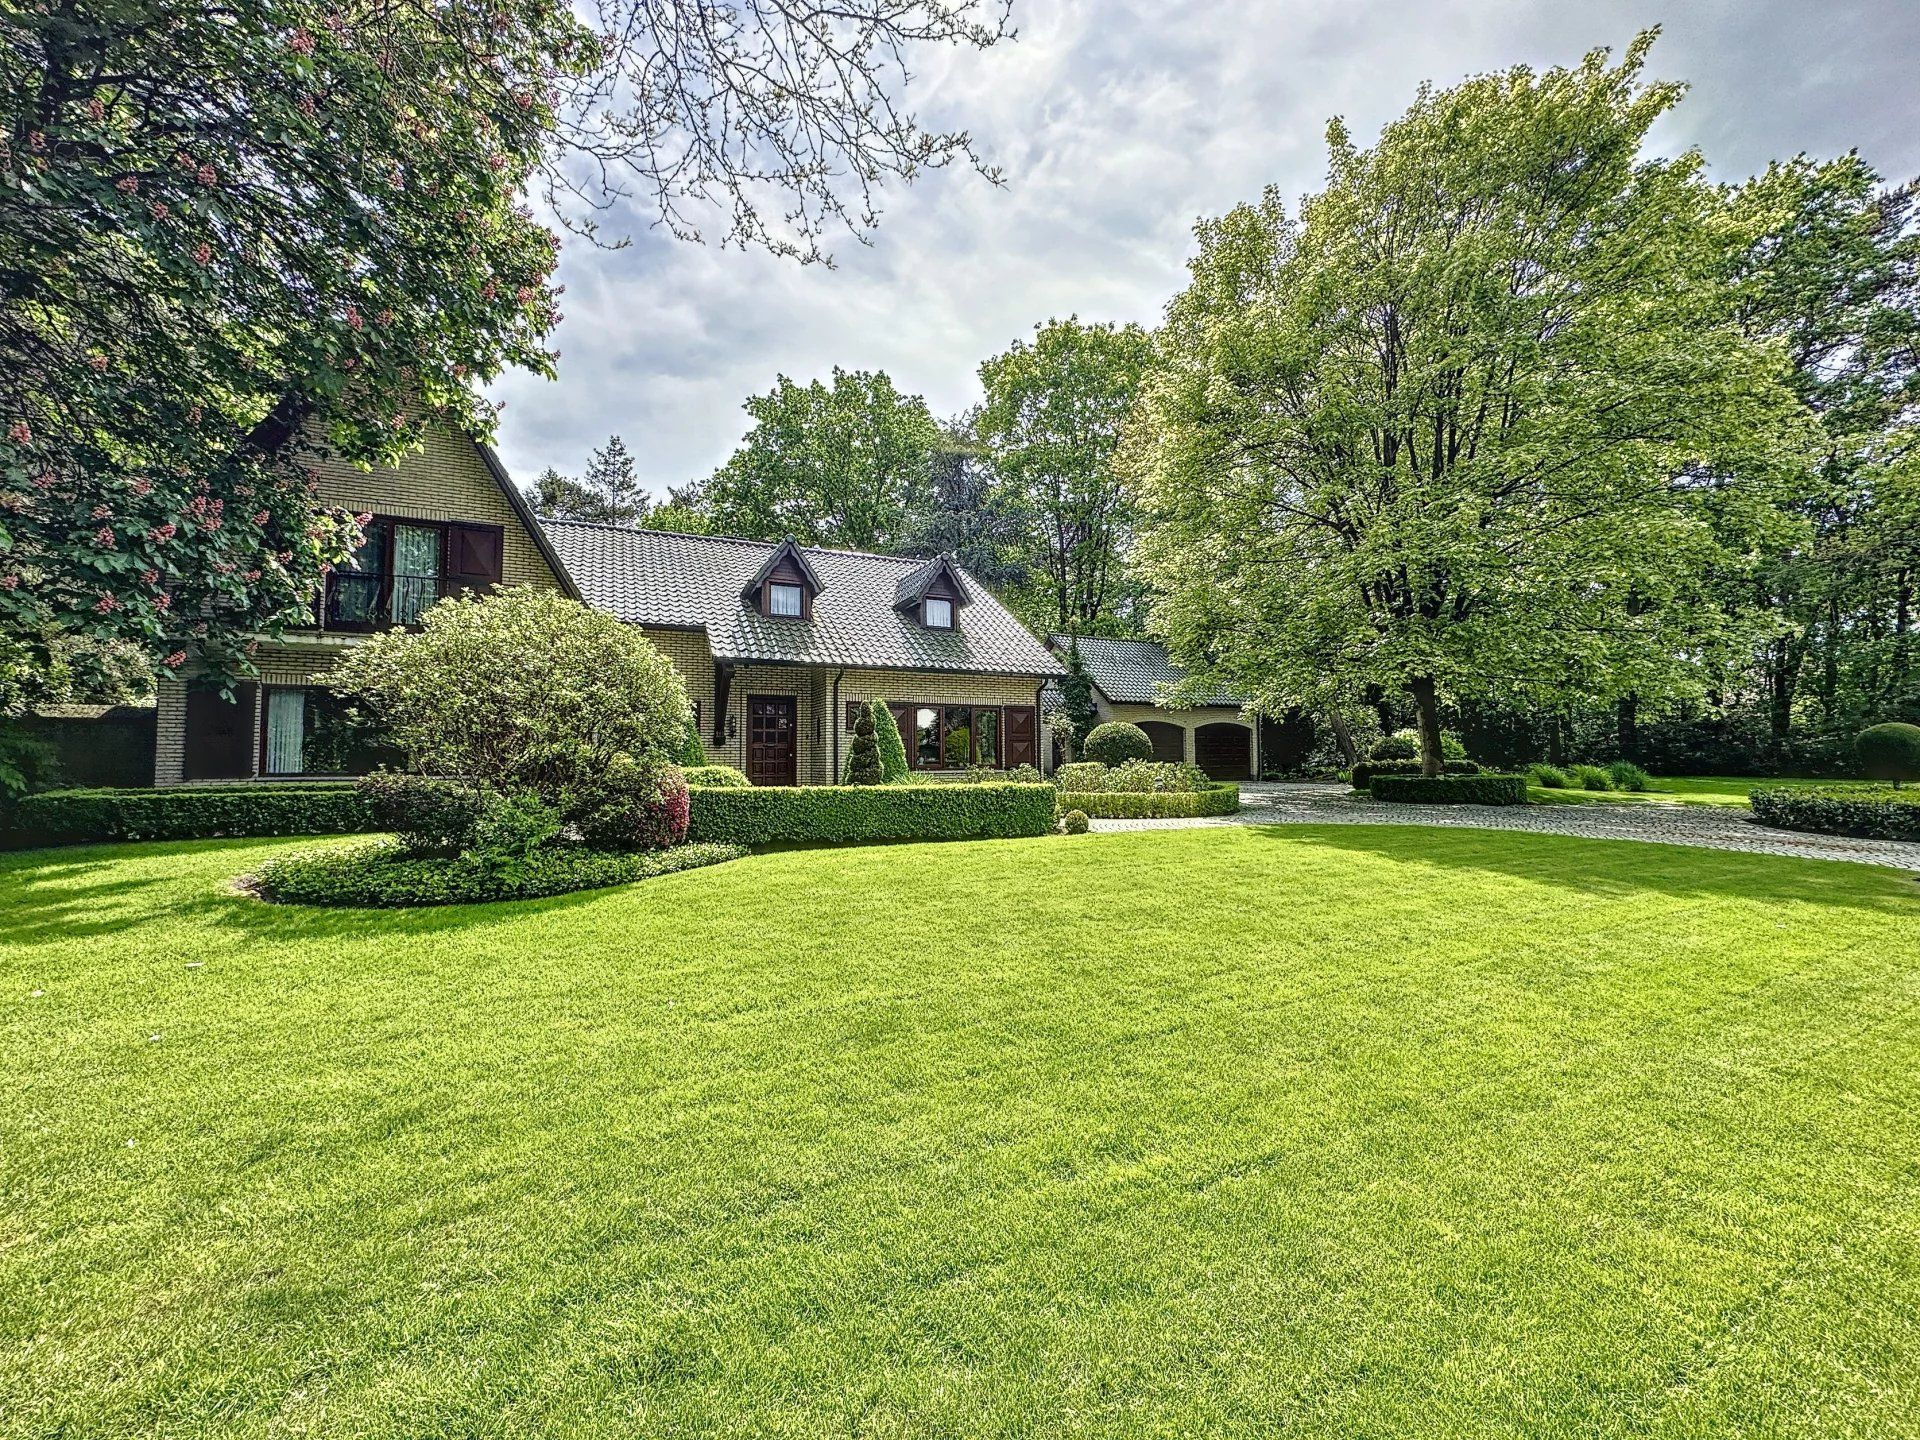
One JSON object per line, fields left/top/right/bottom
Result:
{"left": 685, "top": 781, "right": 1056, "bottom": 846}
{"left": 1055, "top": 783, "right": 1240, "bottom": 819}
{"left": 6, "top": 783, "right": 374, "bottom": 847}
{"left": 1750, "top": 784, "right": 1920, "bottom": 841}
{"left": 681, "top": 764, "right": 751, "bottom": 788}
{"left": 247, "top": 838, "right": 745, "bottom": 907}
{"left": 1350, "top": 759, "right": 1480, "bottom": 788}
{"left": 1370, "top": 773, "right": 1527, "bottom": 806}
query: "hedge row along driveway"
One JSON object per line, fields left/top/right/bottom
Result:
{"left": 4, "top": 827, "right": 1918, "bottom": 1436}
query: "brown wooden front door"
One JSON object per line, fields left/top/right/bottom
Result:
{"left": 746, "top": 694, "right": 798, "bottom": 786}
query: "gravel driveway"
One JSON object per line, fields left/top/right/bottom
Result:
{"left": 1091, "top": 782, "right": 1920, "bottom": 871}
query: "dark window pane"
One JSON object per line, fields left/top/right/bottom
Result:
{"left": 943, "top": 705, "right": 971, "bottom": 768}
{"left": 391, "top": 524, "right": 442, "bottom": 624}
{"left": 976, "top": 708, "right": 1000, "bottom": 768}
{"left": 915, "top": 707, "right": 940, "bottom": 768}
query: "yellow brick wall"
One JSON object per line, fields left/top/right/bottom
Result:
{"left": 310, "top": 425, "right": 562, "bottom": 591}
{"left": 154, "top": 642, "right": 364, "bottom": 783}
{"left": 1040, "top": 698, "right": 1255, "bottom": 773}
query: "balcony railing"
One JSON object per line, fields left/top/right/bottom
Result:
{"left": 311, "top": 572, "right": 461, "bottom": 632}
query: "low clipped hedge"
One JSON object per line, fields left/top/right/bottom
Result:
{"left": 1750, "top": 784, "right": 1920, "bottom": 841}
{"left": 1055, "top": 783, "right": 1241, "bottom": 819}
{"left": 5, "top": 783, "right": 374, "bottom": 848}
{"left": 246, "top": 838, "right": 745, "bottom": 907}
{"left": 1369, "top": 773, "right": 1527, "bottom": 806}
{"left": 685, "top": 781, "right": 1055, "bottom": 846}
{"left": 681, "top": 764, "right": 750, "bottom": 788}
{"left": 1349, "top": 759, "right": 1480, "bottom": 788}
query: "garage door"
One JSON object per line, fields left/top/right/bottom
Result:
{"left": 1139, "top": 720, "right": 1186, "bottom": 765}
{"left": 1194, "top": 722, "right": 1251, "bottom": 780}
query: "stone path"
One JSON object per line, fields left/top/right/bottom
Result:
{"left": 1091, "top": 782, "right": 1920, "bottom": 872}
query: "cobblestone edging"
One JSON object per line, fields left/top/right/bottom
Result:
{"left": 1089, "top": 782, "right": 1920, "bottom": 872}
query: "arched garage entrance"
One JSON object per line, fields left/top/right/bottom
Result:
{"left": 1138, "top": 720, "right": 1187, "bottom": 765}
{"left": 1194, "top": 721, "right": 1252, "bottom": 780}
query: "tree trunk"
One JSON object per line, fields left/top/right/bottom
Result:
{"left": 1407, "top": 676, "right": 1444, "bottom": 777}
{"left": 1616, "top": 694, "right": 1639, "bottom": 762}
{"left": 1326, "top": 708, "right": 1357, "bottom": 767}
{"left": 1548, "top": 713, "right": 1567, "bottom": 768}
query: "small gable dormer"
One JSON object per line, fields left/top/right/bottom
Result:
{"left": 894, "top": 554, "right": 971, "bottom": 630}
{"left": 742, "top": 537, "right": 825, "bottom": 620}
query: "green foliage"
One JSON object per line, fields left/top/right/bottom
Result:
{"left": 1370, "top": 774, "right": 1528, "bottom": 806}
{"left": 1053, "top": 760, "right": 1209, "bottom": 794}
{"left": 1351, "top": 759, "right": 1479, "bottom": 788}
{"left": 866, "top": 700, "right": 910, "bottom": 784}
{"left": 1856, "top": 723, "right": 1920, "bottom": 785}
{"left": 1053, "top": 785, "right": 1241, "bottom": 820}
{"left": 843, "top": 706, "right": 886, "bottom": 785}
{"left": 7, "top": 784, "right": 371, "bottom": 846}
{"left": 1526, "top": 764, "right": 1572, "bottom": 789}
{"left": 1749, "top": 784, "right": 1920, "bottom": 841}
{"left": 471, "top": 792, "right": 565, "bottom": 876}
{"left": 700, "top": 369, "right": 943, "bottom": 550}
{"left": 1082, "top": 721, "right": 1153, "bottom": 765}
{"left": 331, "top": 587, "right": 691, "bottom": 807}
{"left": 977, "top": 318, "right": 1154, "bottom": 632}
{"left": 679, "top": 717, "right": 709, "bottom": 767}
{"left": 1055, "top": 637, "right": 1101, "bottom": 751}
{"left": 1058, "top": 808, "right": 1090, "bottom": 835}
{"left": 0, "top": 725, "right": 60, "bottom": 804}
{"left": 1567, "top": 764, "right": 1615, "bottom": 792}
{"left": 1607, "top": 761, "right": 1652, "bottom": 792}
{"left": 1370, "top": 732, "right": 1419, "bottom": 762}
{"left": 357, "top": 772, "right": 490, "bottom": 854}
{"left": 1006, "top": 763, "right": 1044, "bottom": 784}
{"left": 685, "top": 783, "right": 1056, "bottom": 847}
{"left": 571, "top": 755, "right": 690, "bottom": 852}
{"left": 683, "top": 764, "right": 751, "bottom": 788}
{"left": 248, "top": 838, "right": 744, "bottom": 908}
{"left": 1132, "top": 34, "right": 1801, "bottom": 762}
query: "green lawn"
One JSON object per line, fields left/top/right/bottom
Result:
{"left": 4, "top": 828, "right": 1918, "bottom": 1438}
{"left": 1528, "top": 775, "right": 1839, "bottom": 807}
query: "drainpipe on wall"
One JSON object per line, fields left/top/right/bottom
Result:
{"left": 831, "top": 667, "right": 845, "bottom": 784}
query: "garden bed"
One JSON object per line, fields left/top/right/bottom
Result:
{"left": 244, "top": 838, "right": 745, "bottom": 906}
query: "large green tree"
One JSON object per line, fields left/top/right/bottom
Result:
{"left": 1, "top": 0, "right": 1007, "bottom": 709}
{"left": 976, "top": 317, "right": 1152, "bottom": 634}
{"left": 701, "top": 368, "right": 943, "bottom": 550}
{"left": 1129, "top": 34, "right": 1802, "bottom": 775}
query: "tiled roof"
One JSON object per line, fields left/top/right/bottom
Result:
{"left": 544, "top": 521, "right": 1064, "bottom": 677}
{"left": 1047, "top": 634, "right": 1242, "bottom": 707}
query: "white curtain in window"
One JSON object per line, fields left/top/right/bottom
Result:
{"left": 265, "top": 689, "right": 306, "bottom": 775}
{"left": 392, "top": 525, "right": 442, "bottom": 623}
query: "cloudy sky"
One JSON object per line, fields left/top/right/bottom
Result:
{"left": 487, "top": 0, "right": 1920, "bottom": 493}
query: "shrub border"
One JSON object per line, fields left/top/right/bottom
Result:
{"left": 1369, "top": 773, "right": 1527, "bottom": 806}
{"left": 1054, "top": 783, "right": 1241, "bottom": 819}
{"left": 685, "top": 781, "right": 1056, "bottom": 846}
{"left": 1749, "top": 784, "right": 1920, "bottom": 841}
{"left": 5, "top": 783, "right": 374, "bottom": 848}
{"left": 245, "top": 839, "right": 746, "bottom": 907}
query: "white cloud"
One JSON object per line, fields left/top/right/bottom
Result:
{"left": 487, "top": 0, "right": 1920, "bottom": 492}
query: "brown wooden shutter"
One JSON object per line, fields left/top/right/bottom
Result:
{"left": 183, "top": 684, "right": 257, "bottom": 780}
{"left": 1004, "top": 706, "right": 1036, "bottom": 769}
{"left": 446, "top": 524, "right": 503, "bottom": 594}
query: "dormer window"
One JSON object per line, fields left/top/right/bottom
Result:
{"left": 743, "top": 538, "right": 825, "bottom": 620}
{"left": 768, "top": 582, "right": 804, "bottom": 618}
{"left": 922, "top": 596, "right": 954, "bottom": 629}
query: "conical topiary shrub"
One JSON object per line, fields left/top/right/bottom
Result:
{"left": 845, "top": 706, "right": 886, "bottom": 785}
{"left": 870, "top": 699, "right": 910, "bottom": 783}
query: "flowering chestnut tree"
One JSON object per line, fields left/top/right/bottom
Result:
{"left": 0, "top": 0, "right": 1008, "bottom": 708}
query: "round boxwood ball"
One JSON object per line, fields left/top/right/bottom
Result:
{"left": 1856, "top": 722, "right": 1920, "bottom": 785}
{"left": 1082, "top": 721, "right": 1152, "bottom": 765}
{"left": 1059, "top": 808, "right": 1090, "bottom": 835}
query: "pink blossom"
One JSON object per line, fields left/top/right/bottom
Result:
{"left": 6, "top": 421, "right": 29, "bottom": 445}
{"left": 488, "top": 153, "right": 508, "bottom": 173}
{"left": 354, "top": 511, "right": 373, "bottom": 525}
{"left": 195, "top": 163, "right": 217, "bottom": 187}
{"left": 131, "top": 476, "right": 153, "bottom": 496}
{"left": 192, "top": 242, "right": 212, "bottom": 266}
{"left": 153, "top": 591, "right": 171, "bottom": 611}
{"left": 0, "top": 574, "right": 18, "bottom": 591}
{"left": 88, "top": 354, "right": 109, "bottom": 372}
{"left": 93, "top": 525, "right": 116, "bottom": 547}
{"left": 482, "top": 280, "right": 497, "bottom": 301}
{"left": 345, "top": 305, "right": 363, "bottom": 331}
{"left": 140, "top": 568, "right": 159, "bottom": 585}
{"left": 174, "top": 151, "right": 194, "bottom": 169}
{"left": 149, "top": 522, "right": 177, "bottom": 542}
{"left": 288, "top": 27, "right": 315, "bottom": 54}
{"left": 28, "top": 132, "right": 45, "bottom": 151}
{"left": 87, "top": 98, "right": 106, "bottom": 122}
{"left": 148, "top": 200, "right": 169, "bottom": 221}
{"left": 243, "top": 569, "right": 261, "bottom": 582}
{"left": 165, "top": 649, "right": 186, "bottom": 668}
{"left": 32, "top": 472, "right": 54, "bottom": 489}
{"left": 377, "top": 308, "right": 393, "bottom": 327}
{"left": 297, "top": 94, "right": 316, "bottom": 118}
{"left": 251, "top": 508, "right": 269, "bottom": 525}
{"left": 116, "top": 175, "right": 138, "bottom": 194}
{"left": 91, "top": 503, "right": 112, "bottom": 519}
{"left": 513, "top": 91, "right": 534, "bottom": 111}
{"left": 186, "top": 404, "right": 203, "bottom": 424}
{"left": 515, "top": 285, "right": 533, "bottom": 305}
{"left": 93, "top": 593, "right": 120, "bottom": 613}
